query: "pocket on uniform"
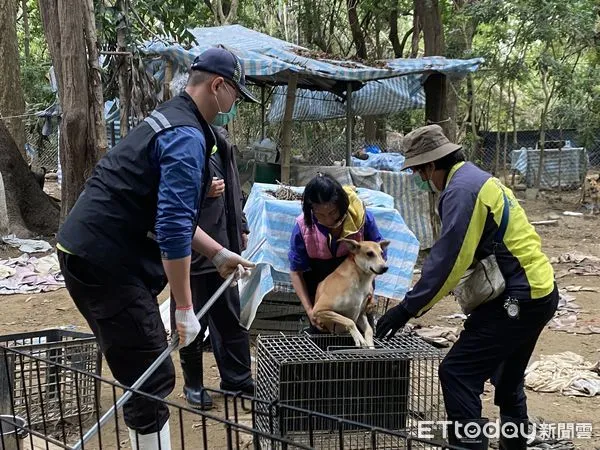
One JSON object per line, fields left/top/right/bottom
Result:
{"left": 64, "top": 254, "right": 105, "bottom": 288}
{"left": 124, "top": 288, "right": 167, "bottom": 346}
{"left": 98, "top": 287, "right": 167, "bottom": 351}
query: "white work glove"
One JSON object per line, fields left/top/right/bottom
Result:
{"left": 174, "top": 306, "right": 201, "bottom": 348}
{"left": 211, "top": 248, "right": 255, "bottom": 284}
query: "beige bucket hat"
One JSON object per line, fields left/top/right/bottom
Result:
{"left": 401, "top": 124, "right": 462, "bottom": 170}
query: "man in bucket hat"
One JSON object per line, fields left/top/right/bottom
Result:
{"left": 376, "top": 125, "right": 558, "bottom": 450}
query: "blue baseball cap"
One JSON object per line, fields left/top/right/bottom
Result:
{"left": 191, "top": 47, "right": 259, "bottom": 103}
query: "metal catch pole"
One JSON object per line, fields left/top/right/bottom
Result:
{"left": 72, "top": 238, "right": 266, "bottom": 449}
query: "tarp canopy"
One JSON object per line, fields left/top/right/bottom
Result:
{"left": 267, "top": 75, "right": 425, "bottom": 123}
{"left": 141, "top": 24, "right": 484, "bottom": 97}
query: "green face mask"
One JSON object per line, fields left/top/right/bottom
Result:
{"left": 212, "top": 83, "right": 239, "bottom": 127}
{"left": 414, "top": 173, "right": 432, "bottom": 192}
{"left": 212, "top": 102, "right": 237, "bottom": 127}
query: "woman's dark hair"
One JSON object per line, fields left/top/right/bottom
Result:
{"left": 302, "top": 173, "right": 349, "bottom": 227}
{"left": 413, "top": 149, "right": 466, "bottom": 172}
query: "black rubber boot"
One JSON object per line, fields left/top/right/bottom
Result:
{"left": 179, "top": 338, "right": 213, "bottom": 410}
{"left": 447, "top": 419, "right": 490, "bottom": 450}
{"left": 498, "top": 416, "right": 528, "bottom": 450}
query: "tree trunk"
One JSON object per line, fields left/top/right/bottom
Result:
{"left": 444, "top": 0, "right": 476, "bottom": 143}
{"left": 414, "top": 0, "right": 444, "bottom": 56}
{"left": 414, "top": 0, "right": 448, "bottom": 135}
{"left": 364, "top": 116, "right": 377, "bottom": 143}
{"left": 375, "top": 115, "right": 387, "bottom": 145}
{"left": 414, "top": 0, "right": 446, "bottom": 240}
{"left": 39, "top": 0, "right": 100, "bottom": 219}
{"left": 116, "top": 0, "right": 130, "bottom": 138}
{"left": 535, "top": 68, "right": 553, "bottom": 190}
{"left": 212, "top": 0, "right": 239, "bottom": 24}
{"left": 494, "top": 82, "right": 503, "bottom": 175}
{"left": 83, "top": 0, "right": 107, "bottom": 156}
{"left": 389, "top": 6, "right": 402, "bottom": 57}
{"left": 0, "top": 120, "right": 59, "bottom": 237}
{"left": 399, "top": 27, "right": 414, "bottom": 58}
{"left": 445, "top": 83, "right": 459, "bottom": 141}
{"left": 23, "top": 0, "right": 31, "bottom": 61}
{"left": 0, "top": 0, "right": 27, "bottom": 158}
{"left": 346, "top": 0, "right": 368, "bottom": 59}
{"left": 503, "top": 87, "right": 510, "bottom": 183}
{"left": 511, "top": 82, "right": 518, "bottom": 146}
{"left": 410, "top": 10, "right": 420, "bottom": 57}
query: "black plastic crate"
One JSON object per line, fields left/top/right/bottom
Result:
{"left": 0, "top": 329, "right": 102, "bottom": 427}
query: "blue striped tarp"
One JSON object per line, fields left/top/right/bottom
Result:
{"left": 267, "top": 75, "right": 425, "bottom": 122}
{"left": 238, "top": 182, "right": 420, "bottom": 328}
{"left": 288, "top": 165, "right": 433, "bottom": 250}
{"left": 511, "top": 147, "right": 588, "bottom": 189}
{"left": 379, "top": 170, "right": 434, "bottom": 250}
{"left": 140, "top": 25, "right": 483, "bottom": 93}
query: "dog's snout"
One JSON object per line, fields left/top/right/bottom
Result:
{"left": 380, "top": 266, "right": 389, "bottom": 274}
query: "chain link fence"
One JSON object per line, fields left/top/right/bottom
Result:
{"left": 24, "top": 115, "right": 60, "bottom": 171}
{"left": 229, "top": 101, "right": 422, "bottom": 188}
{"left": 466, "top": 129, "right": 600, "bottom": 190}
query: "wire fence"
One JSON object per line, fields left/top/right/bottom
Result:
{"left": 25, "top": 116, "right": 60, "bottom": 171}
{"left": 0, "top": 341, "right": 464, "bottom": 450}
{"left": 22, "top": 94, "right": 600, "bottom": 191}
{"left": 467, "top": 128, "right": 600, "bottom": 191}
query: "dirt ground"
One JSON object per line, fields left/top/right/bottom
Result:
{"left": 1, "top": 182, "right": 600, "bottom": 449}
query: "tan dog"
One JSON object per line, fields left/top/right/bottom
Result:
{"left": 312, "top": 239, "right": 390, "bottom": 348}
{"left": 583, "top": 174, "right": 600, "bottom": 214}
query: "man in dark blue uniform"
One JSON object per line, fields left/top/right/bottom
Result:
{"left": 171, "top": 125, "right": 254, "bottom": 410}
{"left": 57, "top": 47, "right": 258, "bottom": 449}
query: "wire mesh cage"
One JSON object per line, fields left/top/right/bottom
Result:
{"left": 0, "top": 346, "right": 461, "bottom": 450}
{"left": 255, "top": 333, "right": 446, "bottom": 449}
{"left": 0, "top": 329, "right": 102, "bottom": 429}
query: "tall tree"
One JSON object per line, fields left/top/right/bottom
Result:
{"left": 0, "top": 0, "right": 27, "bottom": 157}
{"left": 22, "top": 0, "right": 31, "bottom": 61}
{"left": 414, "top": 0, "right": 448, "bottom": 135}
{"left": 346, "top": 0, "right": 368, "bottom": 59}
{"left": 39, "top": 0, "right": 106, "bottom": 219}
{"left": 0, "top": 120, "right": 59, "bottom": 236}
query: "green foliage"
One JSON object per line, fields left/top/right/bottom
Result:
{"left": 19, "top": 57, "right": 54, "bottom": 107}
{"left": 13, "top": 0, "right": 600, "bottom": 142}
{"left": 17, "top": 0, "right": 54, "bottom": 109}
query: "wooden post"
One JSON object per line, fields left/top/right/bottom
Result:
{"left": 557, "top": 145, "right": 562, "bottom": 192}
{"left": 163, "top": 60, "right": 173, "bottom": 101}
{"left": 580, "top": 147, "right": 588, "bottom": 204}
{"left": 261, "top": 85, "right": 266, "bottom": 140}
{"left": 423, "top": 72, "right": 448, "bottom": 134}
{"left": 110, "top": 122, "right": 115, "bottom": 147}
{"left": 280, "top": 74, "right": 298, "bottom": 184}
{"left": 346, "top": 82, "right": 353, "bottom": 166}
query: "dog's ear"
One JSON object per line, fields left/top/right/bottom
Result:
{"left": 340, "top": 238, "right": 360, "bottom": 254}
{"left": 379, "top": 240, "right": 391, "bottom": 251}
